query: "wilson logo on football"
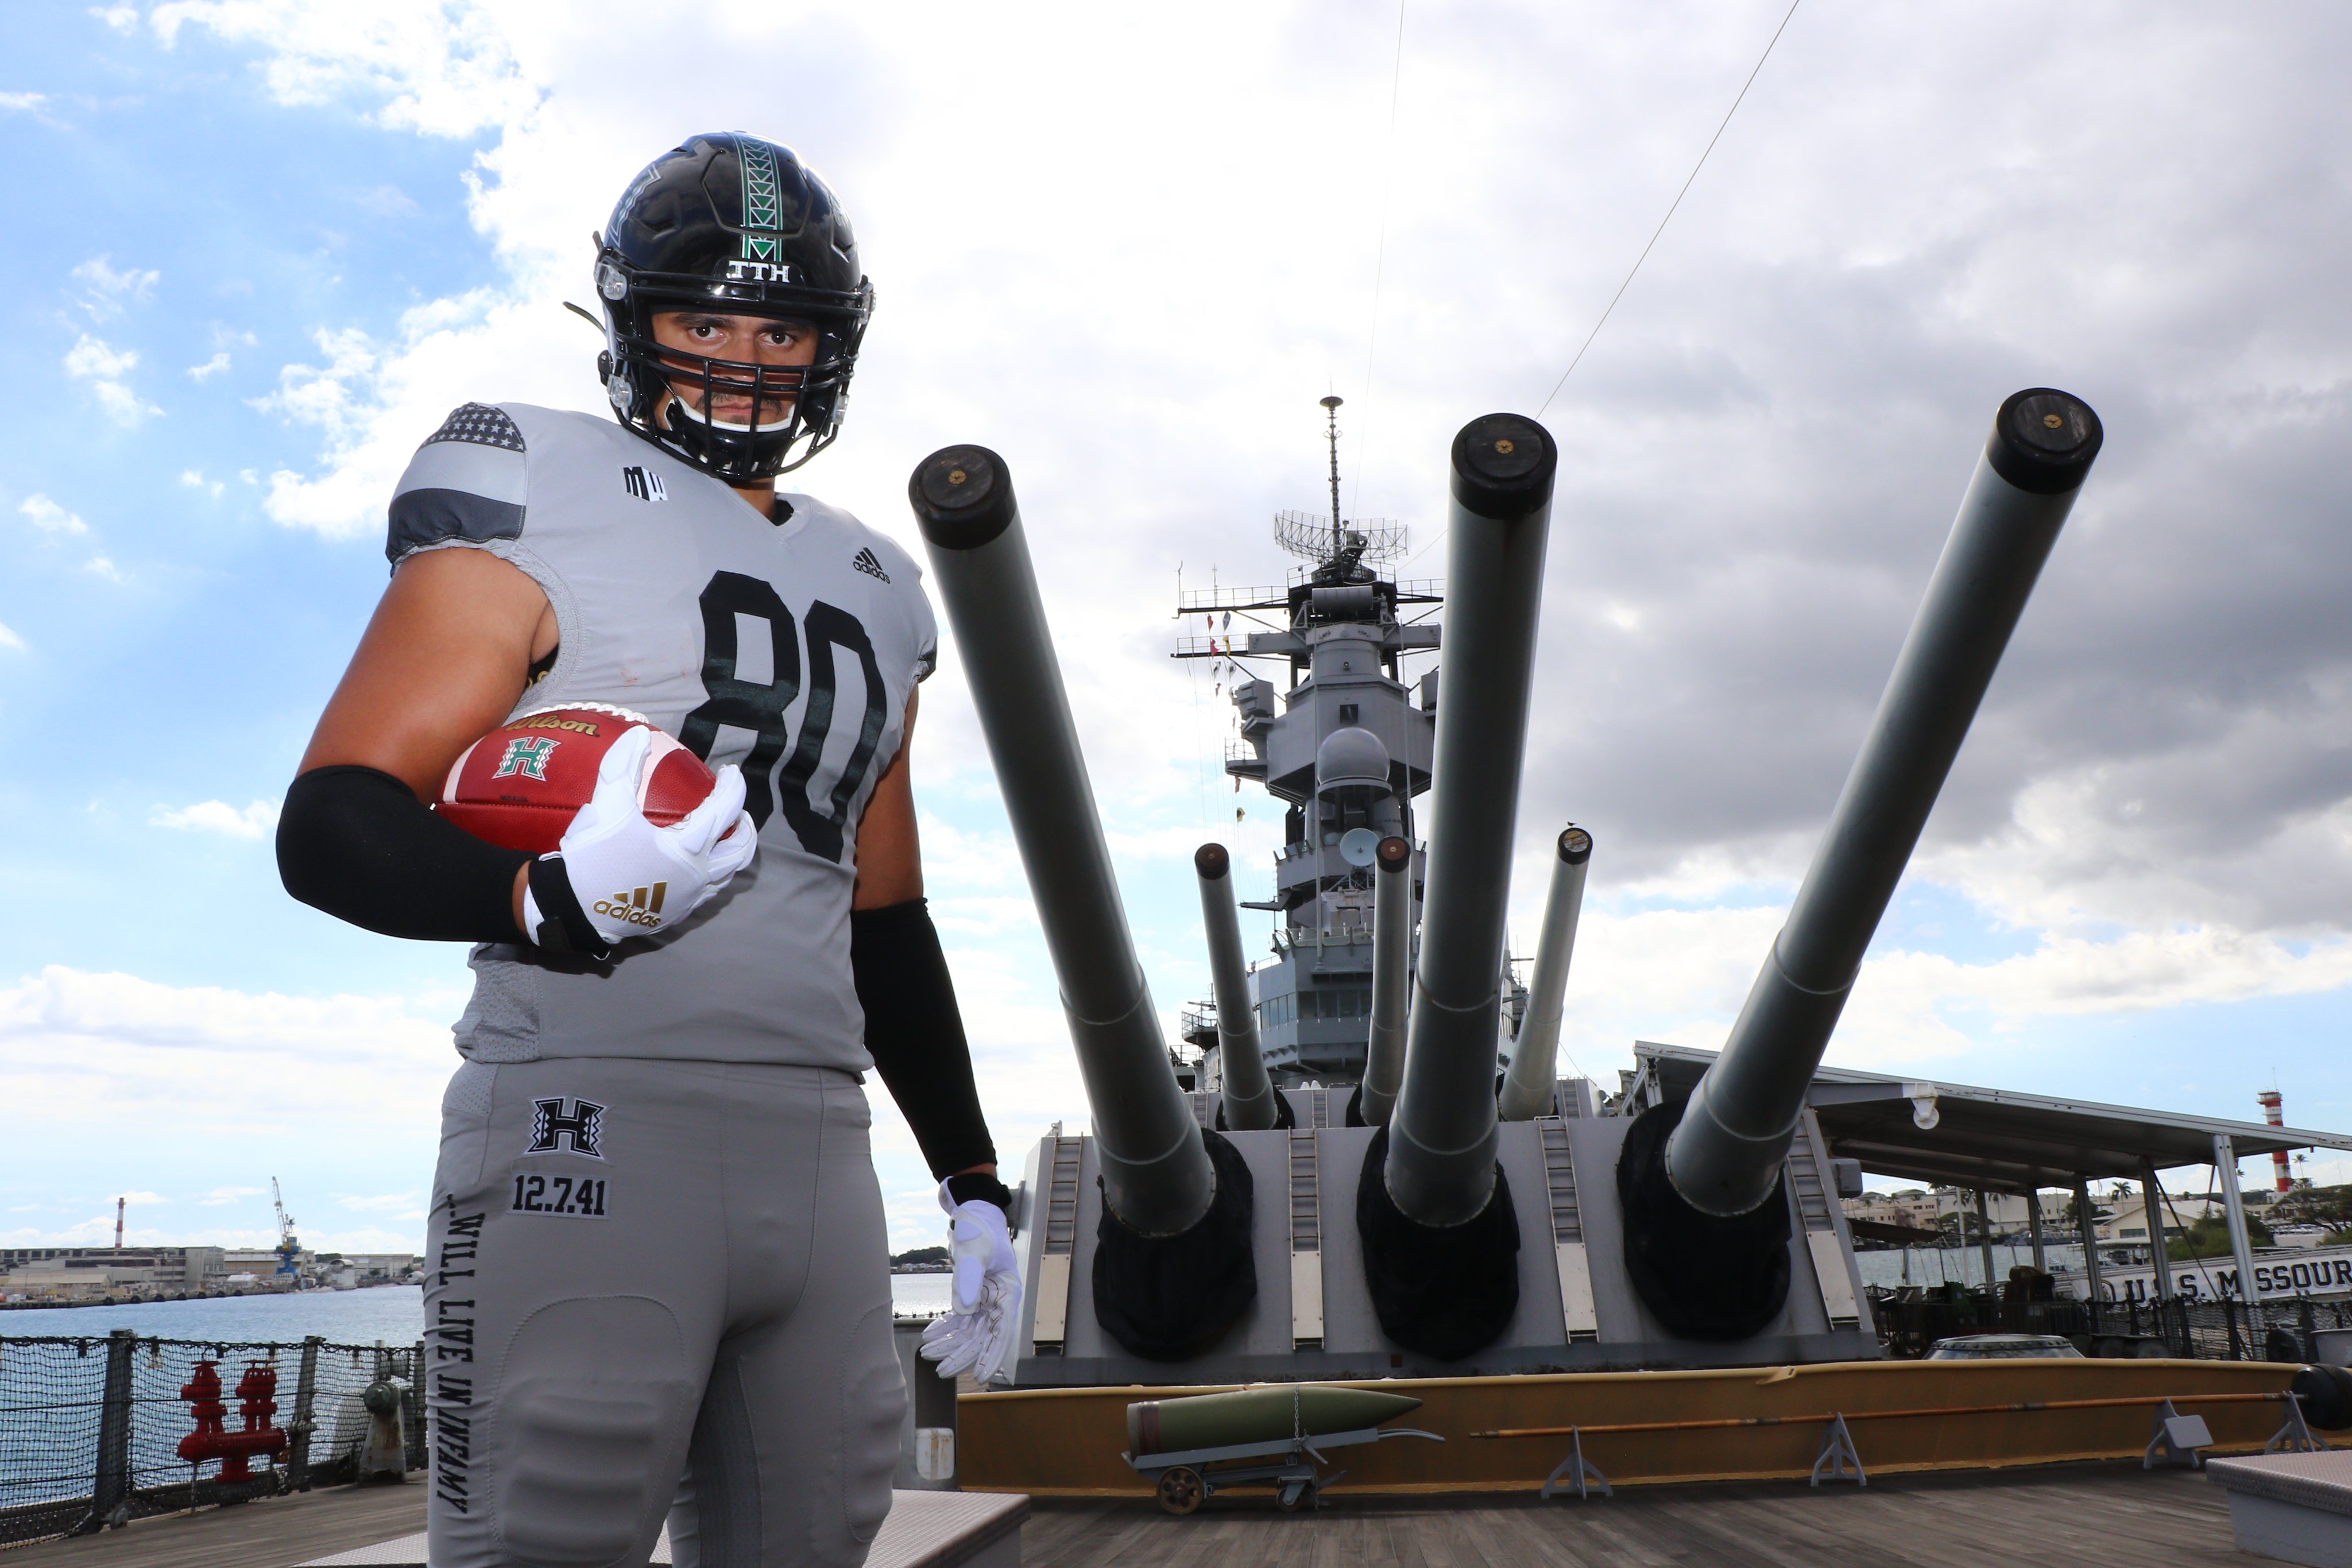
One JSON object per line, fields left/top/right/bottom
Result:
{"left": 594, "top": 883, "right": 669, "bottom": 928}
{"left": 493, "top": 737, "right": 558, "bottom": 780}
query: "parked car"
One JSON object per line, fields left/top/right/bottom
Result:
{"left": 1926, "top": 1333, "right": 2086, "bottom": 1360}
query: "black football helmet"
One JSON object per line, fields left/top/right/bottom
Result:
{"left": 594, "top": 134, "right": 873, "bottom": 481}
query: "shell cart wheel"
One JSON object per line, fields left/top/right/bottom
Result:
{"left": 1155, "top": 1466, "right": 1205, "bottom": 1516}
{"left": 1274, "top": 1478, "right": 1317, "bottom": 1513}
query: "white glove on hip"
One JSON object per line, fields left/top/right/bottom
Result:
{"left": 919, "top": 1180, "right": 1023, "bottom": 1387}
{"left": 525, "top": 726, "right": 756, "bottom": 949}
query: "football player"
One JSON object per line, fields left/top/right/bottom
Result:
{"left": 277, "top": 133, "right": 1019, "bottom": 1568}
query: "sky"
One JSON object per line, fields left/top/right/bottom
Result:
{"left": 3, "top": 0, "right": 2350, "bottom": 1257}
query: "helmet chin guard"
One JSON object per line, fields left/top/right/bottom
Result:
{"left": 594, "top": 133, "right": 873, "bottom": 483}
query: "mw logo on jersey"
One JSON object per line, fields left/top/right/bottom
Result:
{"left": 526, "top": 1097, "right": 605, "bottom": 1158}
{"left": 850, "top": 547, "right": 890, "bottom": 583}
{"left": 621, "top": 465, "right": 667, "bottom": 502}
{"left": 594, "top": 882, "right": 667, "bottom": 930}
{"left": 492, "top": 737, "right": 558, "bottom": 780}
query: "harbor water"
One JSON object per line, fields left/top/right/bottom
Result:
{"left": 1, "top": 1274, "right": 957, "bottom": 1344}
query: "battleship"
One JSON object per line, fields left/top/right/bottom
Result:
{"left": 901, "top": 394, "right": 2352, "bottom": 1536}
{"left": 906, "top": 386, "right": 2112, "bottom": 1388}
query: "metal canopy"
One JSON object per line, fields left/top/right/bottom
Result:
{"left": 1630, "top": 1042, "right": 2352, "bottom": 1195}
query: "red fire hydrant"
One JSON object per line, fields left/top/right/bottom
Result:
{"left": 177, "top": 1360, "right": 288, "bottom": 1481}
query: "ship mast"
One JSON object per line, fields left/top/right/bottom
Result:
{"left": 1321, "top": 394, "right": 1345, "bottom": 554}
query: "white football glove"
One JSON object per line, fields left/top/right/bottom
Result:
{"left": 525, "top": 726, "right": 756, "bottom": 950}
{"left": 919, "top": 1180, "right": 1022, "bottom": 1387}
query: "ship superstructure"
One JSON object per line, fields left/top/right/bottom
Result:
{"left": 1175, "top": 398, "right": 1523, "bottom": 1089}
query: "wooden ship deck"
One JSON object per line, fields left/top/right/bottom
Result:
{"left": 2, "top": 1461, "right": 2250, "bottom": 1568}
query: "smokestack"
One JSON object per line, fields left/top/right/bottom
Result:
{"left": 1358, "top": 413, "right": 1556, "bottom": 1361}
{"left": 2258, "top": 1090, "right": 2292, "bottom": 1193}
{"left": 115, "top": 1197, "right": 124, "bottom": 1251}
{"left": 1195, "top": 843, "right": 1279, "bottom": 1131}
{"left": 1498, "top": 825, "right": 1593, "bottom": 1121}
{"left": 1355, "top": 835, "right": 1413, "bottom": 1126}
{"left": 910, "top": 446, "right": 1256, "bottom": 1360}
{"left": 1620, "top": 388, "right": 2103, "bottom": 1341}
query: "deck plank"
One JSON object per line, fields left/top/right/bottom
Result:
{"left": 4, "top": 1483, "right": 424, "bottom": 1568}
{"left": 1015, "top": 1461, "right": 2243, "bottom": 1568}
{"left": 1, "top": 1461, "right": 2247, "bottom": 1568}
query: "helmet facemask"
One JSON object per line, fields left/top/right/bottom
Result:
{"left": 599, "top": 279, "right": 869, "bottom": 483}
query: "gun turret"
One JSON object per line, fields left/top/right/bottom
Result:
{"left": 1358, "top": 413, "right": 1557, "bottom": 1360}
{"left": 1194, "top": 843, "right": 1281, "bottom": 1131}
{"left": 1497, "top": 826, "right": 1593, "bottom": 1121}
{"left": 910, "top": 447, "right": 1256, "bottom": 1360}
{"left": 1621, "top": 389, "right": 2103, "bottom": 1340}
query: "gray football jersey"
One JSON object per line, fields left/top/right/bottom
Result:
{"left": 387, "top": 402, "right": 937, "bottom": 1069}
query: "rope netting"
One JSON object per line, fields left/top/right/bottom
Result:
{"left": 0, "top": 1334, "right": 424, "bottom": 1550}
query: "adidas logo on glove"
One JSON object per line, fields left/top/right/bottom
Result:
{"left": 594, "top": 882, "right": 669, "bottom": 928}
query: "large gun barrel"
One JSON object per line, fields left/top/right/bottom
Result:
{"left": 1497, "top": 825, "right": 1593, "bottom": 1121}
{"left": 908, "top": 447, "right": 1214, "bottom": 1237}
{"left": 1662, "top": 389, "right": 2102, "bottom": 1220}
{"left": 1355, "top": 834, "right": 1413, "bottom": 1126}
{"left": 1357, "top": 414, "right": 1556, "bottom": 1361}
{"left": 1194, "top": 843, "right": 1278, "bottom": 1131}
{"left": 1383, "top": 413, "right": 1558, "bottom": 1225}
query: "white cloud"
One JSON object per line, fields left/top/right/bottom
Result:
{"left": 63, "top": 333, "right": 160, "bottom": 425}
{"left": 180, "top": 467, "right": 225, "bottom": 496}
{"left": 149, "top": 799, "right": 281, "bottom": 839}
{"left": 200, "top": 1184, "right": 265, "bottom": 1206}
{"left": 18, "top": 494, "right": 88, "bottom": 537}
{"left": 61, "top": 335, "right": 136, "bottom": 380}
{"left": 148, "top": 0, "right": 538, "bottom": 137}
{"left": 354, "top": 184, "right": 420, "bottom": 218}
{"left": 336, "top": 1191, "right": 426, "bottom": 1217}
{"left": 186, "top": 351, "right": 231, "bottom": 380}
{"left": 0, "top": 964, "right": 452, "bottom": 1110}
{"left": 83, "top": 555, "right": 125, "bottom": 583}
{"left": 0, "top": 966, "right": 461, "bottom": 1249}
{"left": 0, "top": 623, "right": 22, "bottom": 652}
{"left": 71, "top": 255, "right": 160, "bottom": 319}
{"left": 90, "top": 6, "right": 138, "bottom": 35}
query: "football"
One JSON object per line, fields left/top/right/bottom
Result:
{"left": 435, "top": 704, "right": 724, "bottom": 855}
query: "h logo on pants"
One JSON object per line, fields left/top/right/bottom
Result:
{"left": 527, "top": 1098, "right": 606, "bottom": 1159}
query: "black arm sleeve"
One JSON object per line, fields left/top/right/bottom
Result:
{"left": 277, "top": 765, "right": 533, "bottom": 943}
{"left": 852, "top": 897, "right": 1000, "bottom": 1184}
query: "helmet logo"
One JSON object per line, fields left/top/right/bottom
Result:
{"left": 724, "top": 257, "right": 793, "bottom": 284}
{"left": 732, "top": 140, "right": 792, "bottom": 284}
{"left": 740, "top": 139, "right": 783, "bottom": 241}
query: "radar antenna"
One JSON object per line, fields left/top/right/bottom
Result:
{"left": 1274, "top": 396, "right": 1408, "bottom": 566}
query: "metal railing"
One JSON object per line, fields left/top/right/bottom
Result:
{"left": 1870, "top": 1285, "right": 2352, "bottom": 1362}
{"left": 1, "top": 1331, "right": 426, "bottom": 1550}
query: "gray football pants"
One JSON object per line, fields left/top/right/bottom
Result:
{"left": 423, "top": 1058, "right": 904, "bottom": 1568}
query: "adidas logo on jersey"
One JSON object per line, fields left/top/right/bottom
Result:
{"left": 852, "top": 547, "right": 890, "bottom": 583}
{"left": 621, "top": 465, "right": 667, "bottom": 502}
{"left": 593, "top": 882, "right": 668, "bottom": 928}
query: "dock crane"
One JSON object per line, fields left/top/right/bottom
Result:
{"left": 270, "top": 1178, "right": 301, "bottom": 1281}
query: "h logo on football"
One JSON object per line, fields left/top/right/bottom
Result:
{"left": 493, "top": 736, "right": 558, "bottom": 780}
{"left": 527, "top": 1098, "right": 606, "bottom": 1159}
